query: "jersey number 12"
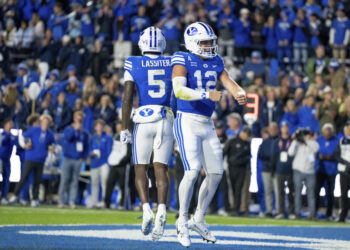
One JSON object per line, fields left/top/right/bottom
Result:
{"left": 194, "top": 70, "right": 217, "bottom": 91}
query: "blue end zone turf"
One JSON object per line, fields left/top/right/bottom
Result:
{"left": 0, "top": 225, "right": 349, "bottom": 249}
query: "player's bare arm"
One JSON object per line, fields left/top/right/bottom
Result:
{"left": 121, "top": 80, "right": 134, "bottom": 130}
{"left": 172, "top": 64, "right": 222, "bottom": 102}
{"left": 219, "top": 69, "right": 246, "bottom": 105}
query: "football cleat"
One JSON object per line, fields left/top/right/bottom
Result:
{"left": 152, "top": 210, "right": 167, "bottom": 241}
{"left": 188, "top": 216, "right": 216, "bottom": 243}
{"left": 141, "top": 207, "right": 154, "bottom": 235}
{"left": 176, "top": 220, "right": 191, "bottom": 247}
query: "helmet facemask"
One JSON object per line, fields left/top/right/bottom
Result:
{"left": 196, "top": 39, "right": 218, "bottom": 59}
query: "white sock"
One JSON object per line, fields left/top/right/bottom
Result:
{"left": 143, "top": 203, "right": 151, "bottom": 212}
{"left": 178, "top": 170, "right": 199, "bottom": 224}
{"left": 157, "top": 204, "right": 166, "bottom": 214}
{"left": 194, "top": 173, "right": 222, "bottom": 223}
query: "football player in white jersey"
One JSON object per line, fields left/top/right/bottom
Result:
{"left": 120, "top": 27, "right": 174, "bottom": 241}
{"left": 171, "top": 22, "right": 246, "bottom": 247}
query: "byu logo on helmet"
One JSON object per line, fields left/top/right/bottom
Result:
{"left": 187, "top": 27, "right": 198, "bottom": 36}
{"left": 139, "top": 108, "right": 154, "bottom": 117}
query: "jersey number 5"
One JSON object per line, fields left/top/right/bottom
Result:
{"left": 148, "top": 69, "right": 165, "bottom": 98}
{"left": 194, "top": 70, "right": 217, "bottom": 92}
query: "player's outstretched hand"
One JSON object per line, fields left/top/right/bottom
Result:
{"left": 234, "top": 90, "right": 246, "bottom": 105}
{"left": 120, "top": 129, "right": 132, "bottom": 144}
{"left": 209, "top": 91, "right": 222, "bottom": 102}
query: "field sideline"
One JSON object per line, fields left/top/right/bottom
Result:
{"left": 0, "top": 205, "right": 348, "bottom": 226}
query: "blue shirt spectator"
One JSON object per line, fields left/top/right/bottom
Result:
{"left": 262, "top": 16, "right": 278, "bottom": 55}
{"left": 62, "top": 121, "right": 89, "bottom": 160}
{"left": 234, "top": 9, "right": 251, "bottom": 47}
{"left": 303, "top": 0, "right": 322, "bottom": 19}
{"left": 297, "top": 96, "right": 319, "bottom": 133}
{"left": 22, "top": 123, "right": 55, "bottom": 163}
{"left": 47, "top": 3, "right": 68, "bottom": 41}
{"left": 316, "top": 125, "right": 338, "bottom": 176}
{"left": 330, "top": 9, "right": 350, "bottom": 46}
{"left": 130, "top": 6, "right": 150, "bottom": 43}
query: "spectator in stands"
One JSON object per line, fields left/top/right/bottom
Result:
{"left": 259, "top": 87, "right": 284, "bottom": 128}
{"left": 105, "top": 121, "right": 131, "bottom": 209}
{"left": 38, "top": 29, "right": 60, "bottom": 69}
{"left": 146, "top": 0, "right": 163, "bottom": 25}
{"left": 64, "top": 76, "right": 81, "bottom": 108}
{"left": 10, "top": 114, "right": 55, "bottom": 207}
{"left": 88, "top": 119, "right": 113, "bottom": 208}
{"left": 226, "top": 112, "right": 243, "bottom": 138}
{"left": 97, "top": 1, "right": 114, "bottom": 41}
{"left": 316, "top": 86, "right": 338, "bottom": 131}
{"left": 13, "top": 99, "right": 29, "bottom": 130}
{"left": 58, "top": 111, "right": 89, "bottom": 209}
{"left": 258, "top": 122, "right": 278, "bottom": 217}
{"left": 297, "top": 95, "right": 319, "bottom": 134}
{"left": 223, "top": 127, "right": 252, "bottom": 216}
{"left": 293, "top": 9, "right": 308, "bottom": 70}
{"left": 0, "top": 69, "right": 10, "bottom": 93}
{"left": 276, "top": 11, "right": 293, "bottom": 70}
{"left": 337, "top": 96, "right": 350, "bottom": 132}
{"left": 80, "top": 2, "right": 95, "bottom": 47}
{"left": 251, "top": 11, "right": 265, "bottom": 51}
{"left": 47, "top": 2, "right": 68, "bottom": 41}
{"left": 289, "top": 128, "right": 319, "bottom": 219}
{"left": 267, "top": 0, "right": 281, "bottom": 19}
{"left": 306, "top": 45, "right": 330, "bottom": 84}
{"left": 0, "top": 118, "right": 15, "bottom": 205}
{"left": 335, "top": 120, "right": 350, "bottom": 222}
{"left": 130, "top": 5, "right": 151, "bottom": 55}
{"left": 82, "top": 76, "right": 99, "bottom": 101}
{"left": 14, "top": 20, "right": 34, "bottom": 50}
{"left": 30, "top": 11, "right": 45, "bottom": 46}
{"left": 36, "top": 0, "right": 53, "bottom": 22}
{"left": 241, "top": 51, "right": 265, "bottom": 86}
{"left": 3, "top": 18, "right": 16, "bottom": 47}
{"left": 234, "top": 8, "right": 251, "bottom": 59}
{"left": 57, "top": 35, "right": 71, "bottom": 73}
{"left": 68, "top": 2, "right": 82, "bottom": 39}
{"left": 329, "top": 8, "right": 350, "bottom": 64}
{"left": 315, "top": 123, "right": 338, "bottom": 220}
{"left": 90, "top": 38, "right": 109, "bottom": 83}
{"left": 183, "top": 3, "right": 197, "bottom": 28}
{"left": 157, "top": 7, "right": 181, "bottom": 55}
{"left": 68, "top": 36, "right": 88, "bottom": 78}
{"left": 303, "top": 0, "right": 322, "bottom": 19}
{"left": 308, "top": 13, "right": 323, "bottom": 52}
{"left": 281, "top": 99, "right": 298, "bottom": 135}
{"left": 327, "top": 58, "right": 346, "bottom": 90}
{"left": 83, "top": 94, "right": 96, "bottom": 133}
{"left": 50, "top": 92, "right": 72, "bottom": 132}
{"left": 273, "top": 121, "right": 295, "bottom": 219}
{"left": 262, "top": 15, "right": 277, "bottom": 58}
{"left": 217, "top": 4, "right": 235, "bottom": 58}
{"left": 94, "top": 94, "right": 114, "bottom": 127}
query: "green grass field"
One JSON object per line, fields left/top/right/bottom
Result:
{"left": 0, "top": 205, "right": 349, "bottom": 227}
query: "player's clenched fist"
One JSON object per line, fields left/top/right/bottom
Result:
{"left": 209, "top": 91, "right": 222, "bottom": 102}
{"left": 234, "top": 90, "right": 246, "bottom": 105}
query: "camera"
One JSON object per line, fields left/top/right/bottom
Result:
{"left": 295, "top": 128, "right": 311, "bottom": 143}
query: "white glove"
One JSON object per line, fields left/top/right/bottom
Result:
{"left": 120, "top": 129, "right": 132, "bottom": 144}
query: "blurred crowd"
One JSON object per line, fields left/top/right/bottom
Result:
{"left": 0, "top": 0, "right": 349, "bottom": 222}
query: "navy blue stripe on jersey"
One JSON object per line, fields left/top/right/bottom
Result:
{"left": 198, "top": 22, "right": 210, "bottom": 35}
{"left": 174, "top": 113, "right": 190, "bottom": 170}
{"left": 154, "top": 27, "right": 157, "bottom": 48}
{"left": 150, "top": 28, "right": 152, "bottom": 48}
{"left": 178, "top": 113, "right": 190, "bottom": 170}
{"left": 206, "top": 23, "right": 215, "bottom": 35}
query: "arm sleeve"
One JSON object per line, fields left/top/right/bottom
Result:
{"left": 63, "top": 127, "right": 75, "bottom": 142}
{"left": 288, "top": 140, "right": 298, "bottom": 157}
{"left": 22, "top": 127, "right": 33, "bottom": 138}
{"left": 172, "top": 76, "right": 209, "bottom": 101}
